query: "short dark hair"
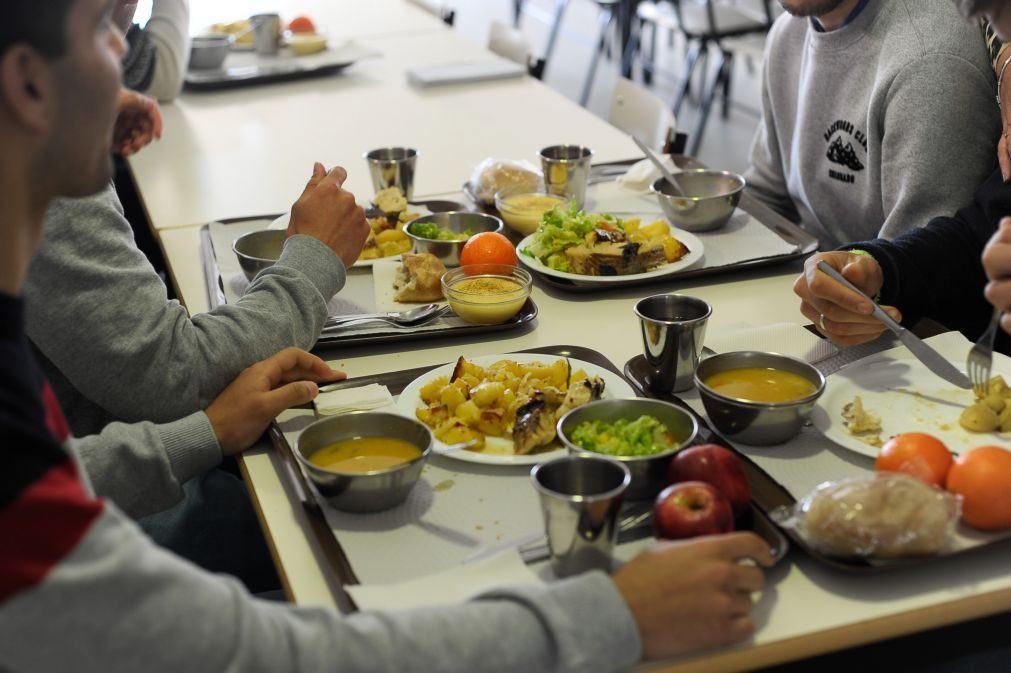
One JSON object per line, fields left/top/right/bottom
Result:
{"left": 0, "top": 1, "right": 77, "bottom": 60}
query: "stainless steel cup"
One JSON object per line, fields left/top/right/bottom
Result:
{"left": 634, "top": 294, "right": 712, "bottom": 394}
{"left": 530, "top": 455, "right": 631, "bottom": 577}
{"left": 364, "top": 147, "right": 419, "bottom": 199}
{"left": 539, "top": 145, "right": 593, "bottom": 207}
{"left": 251, "top": 13, "right": 281, "bottom": 55}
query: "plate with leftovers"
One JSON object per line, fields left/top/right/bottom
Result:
{"left": 812, "top": 351, "right": 1011, "bottom": 459}
{"left": 516, "top": 205, "right": 703, "bottom": 285}
{"left": 268, "top": 189, "right": 429, "bottom": 267}
{"left": 397, "top": 353, "right": 636, "bottom": 465}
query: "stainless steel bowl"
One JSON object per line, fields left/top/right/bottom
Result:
{"left": 190, "top": 34, "right": 232, "bottom": 70}
{"left": 694, "top": 351, "right": 825, "bottom": 446}
{"left": 232, "top": 229, "right": 286, "bottom": 281}
{"left": 294, "top": 411, "right": 433, "bottom": 513}
{"left": 557, "top": 398, "right": 699, "bottom": 500}
{"left": 404, "top": 211, "right": 504, "bottom": 267}
{"left": 650, "top": 170, "right": 745, "bottom": 232}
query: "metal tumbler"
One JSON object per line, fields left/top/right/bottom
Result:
{"left": 251, "top": 13, "right": 281, "bottom": 55}
{"left": 634, "top": 294, "right": 712, "bottom": 394}
{"left": 530, "top": 455, "right": 630, "bottom": 577}
{"left": 364, "top": 147, "right": 419, "bottom": 199}
{"left": 539, "top": 145, "right": 593, "bottom": 207}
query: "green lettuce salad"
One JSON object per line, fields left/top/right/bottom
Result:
{"left": 519, "top": 202, "right": 625, "bottom": 273}
{"left": 570, "top": 415, "right": 678, "bottom": 457}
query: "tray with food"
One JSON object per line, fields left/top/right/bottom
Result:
{"left": 463, "top": 157, "right": 817, "bottom": 292}
{"left": 270, "top": 345, "right": 788, "bottom": 590}
{"left": 185, "top": 39, "right": 381, "bottom": 90}
{"left": 625, "top": 347, "right": 1011, "bottom": 573}
{"left": 199, "top": 212, "right": 537, "bottom": 348}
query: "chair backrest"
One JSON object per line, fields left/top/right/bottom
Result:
{"left": 487, "top": 20, "right": 532, "bottom": 68}
{"left": 607, "top": 77, "right": 676, "bottom": 150}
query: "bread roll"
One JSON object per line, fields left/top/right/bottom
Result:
{"left": 797, "top": 474, "right": 957, "bottom": 558}
{"left": 394, "top": 253, "right": 446, "bottom": 302}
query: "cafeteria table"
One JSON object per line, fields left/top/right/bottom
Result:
{"left": 138, "top": 5, "right": 1011, "bottom": 671}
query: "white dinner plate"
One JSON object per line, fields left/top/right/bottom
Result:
{"left": 397, "top": 353, "right": 636, "bottom": 466}
{"left": 268, "top": 205, "right": 430, "bottom": 268}
{"left": 516, "top": 217, "right": 704, "bottom": 285}
{"left": 812, "top": 351, "right": 1011, "bottom": 458}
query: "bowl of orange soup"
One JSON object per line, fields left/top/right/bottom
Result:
{"left": 694, "top": 351, "right": 825, "bottom": 446}
{"left": 294, "top": 411, "right": 432, "bottom": 512}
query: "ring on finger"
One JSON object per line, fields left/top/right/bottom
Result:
{"left": 819, "top": 314, "right": 827, "bottom": 332}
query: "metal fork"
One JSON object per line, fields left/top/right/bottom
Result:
{"left": 967, "top": 307, "right": 1003, "bottom": 398}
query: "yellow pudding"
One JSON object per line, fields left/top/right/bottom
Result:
{"left": 446, "top": 276, "right": 526, "bottom": 325}
{"left": 497, "top": 192, "right": 567, "bottom": 235}
{"left": 309, "top": 437, "right": 422, "bottom": 473}
{"left": 703, "top": 367, "right": 817, "bottom": 403}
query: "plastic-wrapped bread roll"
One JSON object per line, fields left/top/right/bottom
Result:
{"left": 774, "top": 473, "right": 959, "bottom": 559}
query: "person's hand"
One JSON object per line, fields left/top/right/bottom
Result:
{"left": 205, "top": 348, "right": 346, "bottom": 455}
{"left": 983, "top": 217, "right": 1011, "bottom": 334}
{"left": 793, "top": 251, "right": 900, "bottom": 347}
{"left": 288, "top": 163, "right": 370, "bottom": 268}
{"left": 613, "top": 532, "right": 774, "bottom": 659}
{"left": 113, "top": 89, "right": 163, "bottom": 157}
{"left": 997, "top": 52, "right": 1011, "bottom": 182}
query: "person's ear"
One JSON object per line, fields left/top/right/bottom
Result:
{"left": 0, "top": 45, "right": 55, "bottom": 135}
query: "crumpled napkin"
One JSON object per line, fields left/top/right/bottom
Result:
{"left": 617, "top": 155, "right": 680, "bottom": 192}
{"left": 313, "top": 383, "right": 394, "bottom": 416}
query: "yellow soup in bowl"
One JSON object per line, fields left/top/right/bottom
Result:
{"left": 703, "top": 367, "right": 817, "bottom": 403}
{"left": 309, "top": 437, "right": 422, "bottom": 473}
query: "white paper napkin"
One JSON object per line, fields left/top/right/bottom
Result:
{"left": 345, "top": 549, "right": 543, "bottom": 611}
{"left": 706, "top": 322, "right": 838, "bottom": 364}
{"left": 616, "top": 155, "right": 679, "bottom": 193}
{"left": 313, "top": 383, "right": 394, "bottom": 416}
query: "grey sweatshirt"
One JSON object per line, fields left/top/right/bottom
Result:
{"left": 23, "top": 185, "right": 345, "bottom": 515}
{"left": 746, "top": 0, "right": 1000, "bottom": 249}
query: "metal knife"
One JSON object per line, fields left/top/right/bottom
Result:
{"left": 817, "top": 261, "right": 971, "bottom": 389}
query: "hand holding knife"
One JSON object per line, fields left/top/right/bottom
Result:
{"left": 816, "top": 261, "right": 972, "bottom": 389}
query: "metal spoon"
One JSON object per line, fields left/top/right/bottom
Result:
{"left": 632, "top": 136, "right": 686, "bottom": 197}
{"left": 322, "top": 303, "right": 446, "bottom": 331}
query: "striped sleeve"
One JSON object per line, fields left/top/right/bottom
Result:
{"left": 984, "top": 20, "right": 1008, "bottom": 70}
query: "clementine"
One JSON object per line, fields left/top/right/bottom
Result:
{"left": 459, "top": 232, "right": 517, "bottom": 268}
{"left": 946, "top": 445, "right": 1011, "bottom": 531}
{"left": 874, "top": 432, "right": 952, "bottom": 487}
{"left": 287, "top": 15, "right": 316, "bottom": 33}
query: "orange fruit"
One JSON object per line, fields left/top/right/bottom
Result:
{"left": 459, "top": 231, "right": 517, "bottom": 268}
{"left": 875, "top": 433, "right": 952, "bottom": 487}
{"left": 946, "top": 445, "right": 1011, "bottom": 530}
{"left": 287, "top": 15, "right": 316, "bottom": 33}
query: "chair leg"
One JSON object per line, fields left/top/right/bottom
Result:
{"left": 541, "top": 0, "right": 570, "bottom": 77}
{"left": 720, "top": 51, "right": 733, "bottom": 119}
{"left": 580, "top": 7, "right": 614, "bottom": 106}
{"left": 672, "top": 42, "right": 702, "bottom": 116}
{"left": 513, "top": 0, "right": 523, "bottom": 27}
{"left": 689, "top": 50, "right": 731, "bottom": 156}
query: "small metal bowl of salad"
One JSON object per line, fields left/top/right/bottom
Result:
{"left": 404, "top": 211, "right": 503, "bottom": 267}
{"left": 557, "top": 398, "right": 698, "bottom": 500}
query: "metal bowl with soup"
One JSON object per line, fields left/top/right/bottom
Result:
{"left": 294, "top": 411, "right": 432, "bottom": 513}
{"left": 694, "top": 351, "right": 825, "bottom": 446}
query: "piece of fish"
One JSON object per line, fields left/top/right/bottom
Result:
{"left": 557, "top": 376, "right": 605, "bottom": 417}
{"left": 512, "top": 396, "right": 557, "bottom": 454}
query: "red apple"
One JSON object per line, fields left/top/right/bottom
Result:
{"left": 652, "top": 481, "right": 735, "bottom": 540}
{"left": 667, "top": 444, "right": 752, "bottom": 518}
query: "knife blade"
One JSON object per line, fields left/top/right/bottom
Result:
{"left": 817, "top": 261, "right": 971, "bottom": 389}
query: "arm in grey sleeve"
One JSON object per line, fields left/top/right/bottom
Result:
{"left": 23, "top": 186, "right": 345, "bottom": 424}
{"left": 877, "top": 53, "right": 1001, "bottom": 240}
{"left": 743, "top": 45, "right": 801, "bottom": 223}
{"left": 141, "top": 0, "right": 190, "bottom": 101}
{"left": 73, "top": 412, "right": 221, "bottom": 519}
{"left": 1, "top": 503, "right": 643, "bottom": 673}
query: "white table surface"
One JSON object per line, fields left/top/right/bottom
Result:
{"left": 130, "top": 28, "right": 640, "bottom": 230}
